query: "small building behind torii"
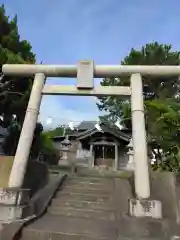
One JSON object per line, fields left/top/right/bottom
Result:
{"left": 51, "top": 121, "right": 134, "bottom": 171}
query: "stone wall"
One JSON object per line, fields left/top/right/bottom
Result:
{"left": 150, "top": 171, "right": 178, "bottom": 220}
{"left": 0, "top": 157, "right": 49, "bottom": 222}
{"left": 0, "top": 156, "right": 48, "bottom": 196}
{"left": 23, "top": 161, "right": 49, "bottom": 197}
{"left": 0, "top": 156, "right": 14, "bottom": 188}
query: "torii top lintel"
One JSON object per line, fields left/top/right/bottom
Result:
{"left": 2, "top": 60, "right": 180, "bottom": 77}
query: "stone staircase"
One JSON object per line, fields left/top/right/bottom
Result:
{"left": 48, "top": 177, "right": 116, "bottom": 222}
{"left": 19, "top": 175, "right": 174, "bottom": 239}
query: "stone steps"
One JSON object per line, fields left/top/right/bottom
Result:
{"left": 50, "top": 198, "right": 114, "bottom": 209}
{"left": 21, "top": 214, "right": 167, "bottom": 240}
{"left": 54, "top": 192, "right": 113, "bottom": 202}
{"left": 63, "top": 180, "right": 113, "bottom": 189}
{"left": 22, "top": 231, "right": 110, "bottom": 240}
{"left": 21, "top": 214, "right": 117, "bottom": 240}
{"left": 20, "top": 175, "right": 170, "bottom": 240}
{"left": 75, "top": 166, "right": 133, "bottom": 178}
{"left": 20, "top": 176, "right": 117, "bottom": 239}
{"left": 48, "top": 206, "right": 115, "bottom": 221}
{"left": 58, "top": 186, "right": 113, "bottom": 195}
{"left": 63, "top": 176, "right": 114, "bottom": 187}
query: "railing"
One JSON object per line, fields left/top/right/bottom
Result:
{"left": 0, "top": 187, "right": 30, "bottom": 205}
{"left": 0, "top": 174, "right": 66, "bottom": 240}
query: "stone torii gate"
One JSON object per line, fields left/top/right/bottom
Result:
{"left": 3, "top": 61, "right": 179, "bottom": 218}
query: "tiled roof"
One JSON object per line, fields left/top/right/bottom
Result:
{"left": 50, "top": 121, "right": 131, "bottom": 143}
{"left": 77, "top": 121, "right": 97, "bottom": 130}
{"left": 76, "top": 122, "right": 131, "bottom": 142}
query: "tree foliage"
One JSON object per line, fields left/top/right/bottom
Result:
{"left": 3, "top": 121, "right": 59, "bottom": 164}
{"left": 41, "top": 125, "right": 74, "bottom": 165}
{"left": 0, "top": 4, "right": 36, "bottom": 126}
{"left": 0, "top": 5, "right": 56, "bottom": 161}
{"left": 3, "top": 122, "right": 43, "bottom": 157}
{"left": 98, "top": 42, "right": 180, "bottom": 171}
{"left": 44, "top": 125, "right": 73, "bottom": 138}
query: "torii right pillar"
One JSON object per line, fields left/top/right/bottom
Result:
{"left": 129, "top": 73, "right": 162, "bottom": 219}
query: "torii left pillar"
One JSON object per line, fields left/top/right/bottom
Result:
{"left": 8, "top": 73, "right": 46, "bottom": 188}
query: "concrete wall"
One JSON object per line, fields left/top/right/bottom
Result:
{"left": 150, "top": 171, "right": 179, "bottom": 221}
{"left": 0, "top": 156, "right": 14, "bottom": 188}
{"left": 0, "top": 156, "right": 48, "bottom": 197}
{"left": 23, "top": 161, "right": 49, "bottom": 197}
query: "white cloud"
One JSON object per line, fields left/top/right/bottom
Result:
{"left": 38, "top": 95, "right": 101, "bottom": 129}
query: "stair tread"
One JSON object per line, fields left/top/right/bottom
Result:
{"left": 56, "top": 192, "right": 111, "bottom": 198}
{"left": 48, "top": 205, "right": 116, "bottom": 213}
{"left": 48, "top": 206, "right": 116, "bottom": 220}
{"left": 67, "top": 176, "right": 114, "bottom": 181}
{"left": 65, "top": 178, "right": 113, "bottom": 185}
{"left": 50, "top": 202, "right": 114, "bottom": 211}
{"left": 61, "top": 185, "right": 113, "bottom": 190}
{"left": 48, "top": 206, "right": 115, "bottom": 213}
{"left": 54, "top": 193, "right": 113, "bottom": 202}
{"left": 52, "top": 196, "right": 113, "bottom": 204}
{"left": 24, "top": 214, "right": 117, "bottom": 238}
{"left": 58, "top": 186, "right": 112, "bottom": 195}
{"left": 22, "top": 230, "right": 112, "bottom": 240}
{"left": 62, "top": 183, "right": 113, "bottom": 191}
{"left": 23, "top": 214, "right": 166, "bottom": 240}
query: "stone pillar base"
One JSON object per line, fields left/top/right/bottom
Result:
{"left": 129, "top": 199, "right": 162, "bottom": 219}
{"left": 0, "top": 188, "right": 29, "bottom": 223}
{"left": 0, "top": 205, "right": 24, "bottom": 223}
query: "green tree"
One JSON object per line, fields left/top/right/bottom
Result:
{"left": 0, "top": 4, "right": 36, "bottom": 126}
{"left": 3, "top": 122, "right": 44, "bottom": 157}
{"left": 3, "top": 121, "right": 59, "bottom": 165}
{"left": 44, "top": 125, "right": 73, "bottom": 138}
{"left": 40, "top": 125, "right": 74, "bottom": 165}
{"left": 39, "top": 133, "right": 59, "bottom": 165}
{"left": 0, "top": 5, "right": 55, "bottom": 160}
{"left": 98, "top": 42, "right": 180, "bottom": 171}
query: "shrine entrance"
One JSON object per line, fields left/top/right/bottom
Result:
{"left": 2, "top": 60, "right": 168, "bottom": 200}
{"left": 91, "top": 136, "right": 117, "bottom": 168}
{"left": 94, "top": 144, "right": 115, "bottom": 168}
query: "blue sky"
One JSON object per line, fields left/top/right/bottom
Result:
{"left": 2, "top": 0, "right": 180, "bottom": 128}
